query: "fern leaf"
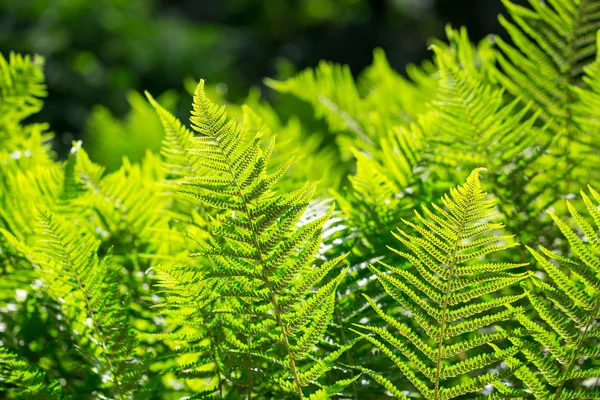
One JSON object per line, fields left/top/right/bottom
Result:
{"left": 0, "top": 348, "right": 62, "bottom": 399}
{"left": 161, "top": 79, "right": 350, "bottom": 398}
{"left": 517, "top": 185, "right": 600, "bottom": 399}
{"left": 355, "top": 168, "right": 528, "bottom": 399}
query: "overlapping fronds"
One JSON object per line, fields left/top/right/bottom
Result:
{"left": 266, "top": 61, "right": 369, "bottom": 144}
{"left": 3, "top": 2, "right": 600, "bottom": 396}
{"left": 265, "top": 55, "right": 427, "bottom": 160}
{"left": 0, "top": 52, "right": 52, "bottom": 166}
{"left": 573, "top": 31, "right": 600, "bottom": 136}
{"left": 240, "top": 101, "right": 344, "bottom": 194}
{"left": 0, "top": 347, "right": 63, "bottom": 399}
{"left": 359, "top": 48, "right": 435, "bottom": 126}
{"left": 355, "top": 169, "right": 529, "bottom": 399}
{"left": 514, "top": 186, "right": 600, "bottom": 398}
{"left": 422, "top": 29, "right": 568, "bottom": 247}
{"left": 572, "top": 31, "right": 600, "bottom": 183}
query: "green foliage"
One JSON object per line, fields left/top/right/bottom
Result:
{"left": 513, "top": 186, "right": 600, "bottom": 399}
{"left": 2, "top": 1, "right": 600, "bottom": 398}
{"left": 0, "top": 347, "right": 63, "bottom": 399}
{"left": 354, "top": 168, "right": 530, "bottom": 399}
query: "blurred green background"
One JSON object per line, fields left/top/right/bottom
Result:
{"left": 0, "top": 0, "right": 516, "bottom": 165}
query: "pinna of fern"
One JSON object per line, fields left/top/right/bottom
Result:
{"left": 151, "top": 79, "right": 353, "bottom": 398}
{"left": 354, "top": 168, "right": 530, "bottom": 399}
{"left": 507, "top": 185, "right": 600, "bottom": 399}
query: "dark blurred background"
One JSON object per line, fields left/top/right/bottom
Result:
{"left": 0, "top": 0, "right": 519, "bottom": 159}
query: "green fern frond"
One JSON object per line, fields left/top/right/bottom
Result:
{"left": 495, "top": 0, "right": 600, "bottom": 126}
{"left": 159, "top": 79, "right": 351, "bottom": 398}
{"left": 355, "top": 168, "right": 528, "bottom": 399}
{"left": 28, "top": 208, "right": 143, "bottom": 398}
{"left": 0, "top": 52, "right": 46, "bottom": 122}
{"left": 0, "top": 52, "right": 52, "bottom": 166}
{"left": 359, "top": 48, "right": 434, "bottom": 126}
{"left": 0, "top": 347, "right": 63, "bottom": 399}
{"left": 145, "top": 91, "right": 204, "bottom": 180}
{"left": 240, "top": 102, "right": 344, "bottom": 194}
{"left": 574, "top": 31, "right": 600, "bottom": 137}
{"left": 150, "top": 262, "right": 227, "bottom": 396}
{"left": 517, "top": 185, "right": 600, "bottom": 399}
{"left": 421, "top": 26, "right": 574, "bottom": 249}
{"left": 266, "top": 61, "right": 371, "bottom": 147}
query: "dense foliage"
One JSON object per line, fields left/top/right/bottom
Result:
{"left": 2, "top": 1, "right": 600, "bottom": 398}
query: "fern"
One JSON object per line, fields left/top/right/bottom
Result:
{"left": 421, "top": 27, "right": 569, "bottom": 250}
{"left": 0, "top": 52, "right": 46, "bottom": 123}
{"left": 8, "top": 208, "right": 145, "bottom": 398}
{"left": 514, "top": 186, "right": 600, "bottom": 399}
{"left": 155, "top": 79, "right": 351, "bottom": 398}
{"left": 0, "top": 347, "right": 63, "bottom": 399}
{"left": 494, "top": 0, "right": 600, "bottom": 128}
{"left": 354, "top": 169, "right": 529, "bottom": 399}
{"left": 3, "top": 1, "right": 600, "bottom": 397}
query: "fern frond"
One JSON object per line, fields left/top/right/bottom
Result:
{"left": 495, "top": 0, "right": 600, "bottom": 126}
{"left": 517, "top": 185, "right": 600, "bottom": 399}
{"left": 145, "top": 91, "right": 204, "bottom": 180}
{"left": 355, "top": 168, "right": 528, "bottom": 399}
{"left": 0, "top": 348, "right": 63, "bottom": 399}
{"left": 29, "top": 208, "right": 143, "bottom": 398}
{"left": 160, "top": 79, "right": 350, "bottom": 398}
{"left": 0, "top": 52, "right": 46, "bottom": 122}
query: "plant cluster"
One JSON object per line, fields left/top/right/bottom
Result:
{"left": 1, "top": 1, "right": 600, "bottom": 399}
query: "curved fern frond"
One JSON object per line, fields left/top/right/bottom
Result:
{"left": 355, "top": 168, "right": 528, "bottom": 399}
